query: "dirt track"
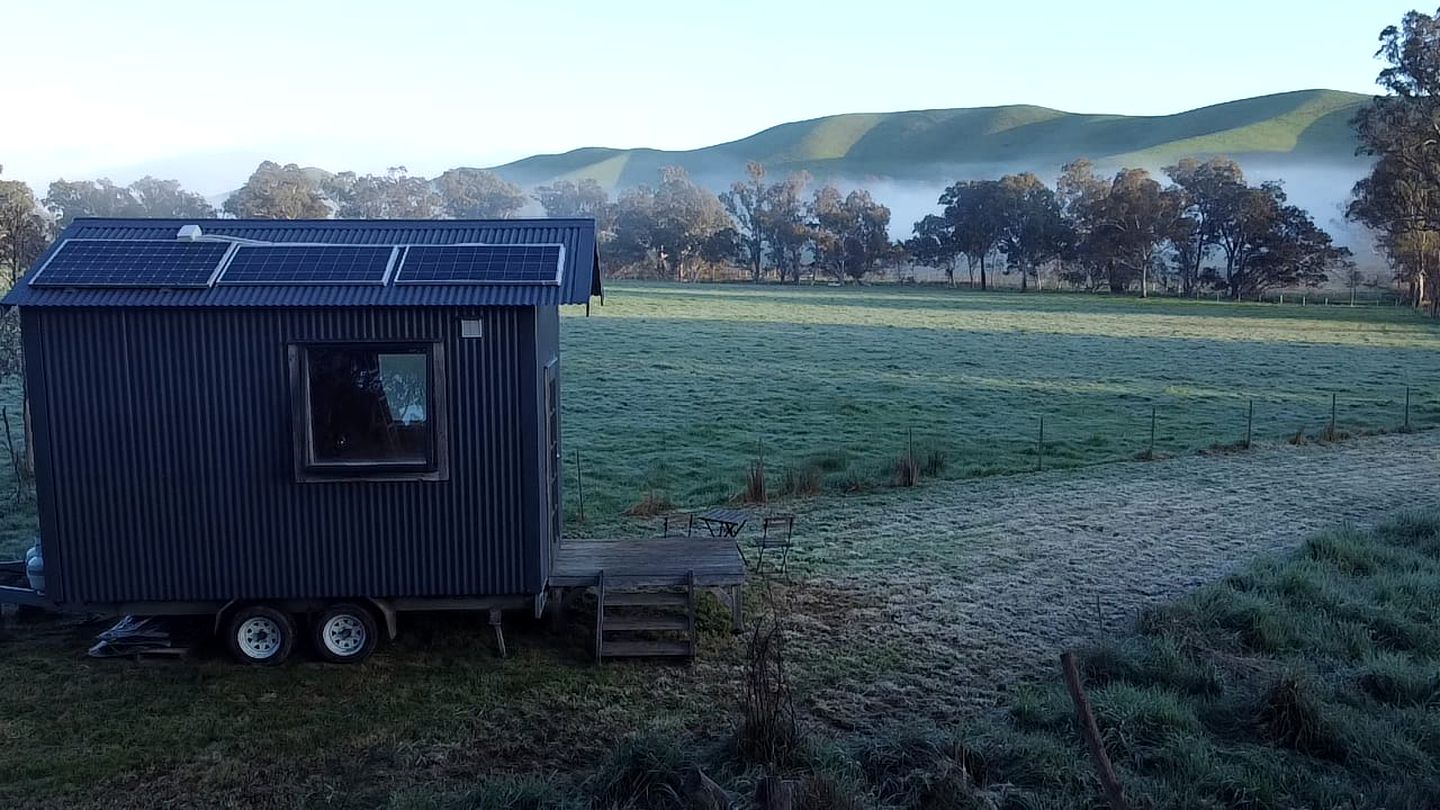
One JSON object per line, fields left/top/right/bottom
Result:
{"left": 779, "top": 431, "right": 1440, "bottom": 728}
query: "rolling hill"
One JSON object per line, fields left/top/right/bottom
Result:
{"left": 489, "top": 89, "right": 1369, "bottom": 191}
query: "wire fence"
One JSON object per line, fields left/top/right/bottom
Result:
{"left": 564, "top": 385, "right": 1437, "bottom": 524}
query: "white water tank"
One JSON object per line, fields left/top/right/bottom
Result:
{"left": 25, "top": 542, "right": 44, "bottom": 593}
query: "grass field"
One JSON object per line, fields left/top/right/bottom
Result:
{"left": 944, "top": 511, "right": 1440, "bottom": 808}
{"left": 559, "top": 282, "right": 1440, "bottom": 525}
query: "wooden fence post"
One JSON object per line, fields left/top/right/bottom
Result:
{"left": 1147, "top": 406, "right": 1156, "bottom": 459}
{"left": 1061, "top": 652, "right": 1129, "bottom": 810}
{"left": 1037, "top": 416, "right": 1045, "bottom": 472}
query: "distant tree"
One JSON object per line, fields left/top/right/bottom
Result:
{"left": 906, "top": 214, "right": 960, "bottom": 285}
{"left": 1202, "top": 182, "right": 1347, "bottom": 298}
{"left": 533, "top": 178, "right": 611, "bottom": 227}
{"left": 46, "top": 176, "right": 214, "bottom": 227}
{"left": 44, "top": 178, "right": 140, "bottom": 226}
{"left": 435, "top": 168, "right": 527, "bottom": 219}
{"left": 760, "top": 171, "right": 812, "bottom": 283}
{"left": 607, "top": 167, "right": 729, "bottom": 280}
{"left": 1349, "top": 156, "right": 1440, "bottom": 310}
{"left": 0, "top": 168, "right": 50, "bottom": 474}
{"left": 1165, "top": 157, "right": 1247, "bottom": 296}
{"left": 331, "top": 167, "right": 439, "bottom": 219}
{"left": 719, "top": 162, "right": 770, "bottom": 282}
{"left": 127, "top": 176, "right": 216, "bottom": 219}
{"left": 1347, "top": 8, "right": 1440, "bottom": 314}
{"left": 0, "top": 174, "right": 50, "bottom": 288}
{"left": 994, "top": 173, "right": 1065, "bottom": 292}
{"left": 224, "top": 161, "right": 330, "bottom": 219}
{"left": 606, "top": 185, "right": 663, "bottom": 274}
{"left": 1093, "top": 169, "right": 1183, "bottom": 297}
{"left": 937, "top": 180, "right": 1006, "bottom": 290}
{"left": 810, "top": 186, "right": 892, "bottom": 283}
{"left": 651, "top": 167, "right": 731, "bottom": 280}
{"left": 1344, "top": 265, "right": 1367, "bottom": 305}
{"left": 1056, "top": 159, "right": 1115, "bottom": 291}
{"left": 700, "top": 226, "right": 742, "bottom": 280}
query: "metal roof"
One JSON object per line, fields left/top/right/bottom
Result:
{"left": 1, "top": 218, "right": 603, "bottom": 309}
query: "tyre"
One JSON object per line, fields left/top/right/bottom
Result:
{"left": 227, "top": 605, "right": 295, "bottom": 665}
{"left": 313, "top": 603, "right": 378, "bottom": 663}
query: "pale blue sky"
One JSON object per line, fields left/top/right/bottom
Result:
{"left": 0, "top": 0, "right": 1418, "bottom": 194}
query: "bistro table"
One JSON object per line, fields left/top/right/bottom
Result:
{"left": 692, "top": 507, "right": 750, "bottom": 538}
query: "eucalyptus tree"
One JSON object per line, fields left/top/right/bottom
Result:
{"left": 1348, "top": 8, "right": 1440, "bottom": 313}
{"left": 224, "top": 161, "right": 330, "bottom": 219}
{"left": 434, "top": 168, "right": 527, "bottom": 219}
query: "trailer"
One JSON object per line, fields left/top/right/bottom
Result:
{"left": 0, "top": 217, "right": 602, "bottom": 663}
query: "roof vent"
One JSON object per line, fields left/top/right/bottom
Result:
{"left": 176, "top": 224, "right": 204, "bottom": 242}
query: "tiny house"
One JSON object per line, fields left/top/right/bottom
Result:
{"left": 0, "top": 218, "right": 601, "bottom": 663}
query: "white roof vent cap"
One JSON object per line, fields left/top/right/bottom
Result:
{"left": 177, "top": 224, "right": 203, "bottom": 242}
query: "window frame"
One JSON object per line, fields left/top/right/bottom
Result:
{"left": 287, "top": 340, "right": 450, "bottom": 483}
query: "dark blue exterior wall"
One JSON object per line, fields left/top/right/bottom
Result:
{"left": 24, "top": 305, "right": 550, "bottom": 606}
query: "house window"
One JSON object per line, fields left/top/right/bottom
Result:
{"left": 290, "top": 343, "right": 448, "bottom": 481}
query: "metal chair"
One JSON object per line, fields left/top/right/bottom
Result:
{"left": 753, "top": 513, "right": 796, "bottom": 578}
{"left": 660, "top": 512, "right": 694, "bottom": 538}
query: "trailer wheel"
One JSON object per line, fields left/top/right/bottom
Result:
{"left": 227, "top": 605, "right": 295, "bottom": 665}
{"left": 313, "top": 603, "right": 378, "bottom": 663}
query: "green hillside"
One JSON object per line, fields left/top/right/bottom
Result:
{"left": 491, "top": 89, "right": 1369, "bottom": 189}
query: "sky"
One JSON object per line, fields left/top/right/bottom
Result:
{"left": 0, "top": 0, "right": 1420, "bottom": 195}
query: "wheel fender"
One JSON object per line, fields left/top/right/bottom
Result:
{"left": 212, "top": 599, "right": 241, "bottom": 636}
{"left": 363, "top": 598, "right": 398, "bottom": 640}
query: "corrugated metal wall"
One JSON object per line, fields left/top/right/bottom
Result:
{"left": 24, "top": 306, "right": 545, "bottom": 605}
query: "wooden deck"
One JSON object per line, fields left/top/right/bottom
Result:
{"left": 550, "top": 538, "right": 747, "bottom": 587}
{"left": 549, "top": 538, "right": 748, "bottom": 633}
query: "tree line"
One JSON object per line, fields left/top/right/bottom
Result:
{"left": 0, "top": 153, "right": 1364, "bottom": 303}
{"left": 911, "top": 158, "right": 1351, "bottom": 300}
{"left": 1347, "top": 6, "right": 1440, "bottom": 316}
{"left": 13, "top": 4, "right": 1440, "bottom": 311}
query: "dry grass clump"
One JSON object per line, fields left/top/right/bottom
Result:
{"left": 1257, "top": 670, "right": 1346, "bottom": 760}
{"left": 624, "top": 491, "right": 675, "bottom": 517}
{"left": 893, "top": 453, "right": 920, "bottom": 487}
{"left": 742, "top": 451, "right": 768, "bottom": 504}
{"left": 780, "top": 463, "right": 824, "bottom": 498}
{"left": 921, "top": 448, "right": 949, "bottom": 477}
{"left": 584, "top": 734, "right": 688, "bottom": 809}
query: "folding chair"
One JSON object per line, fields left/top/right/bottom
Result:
{"left": 753, "top": 513, "right": 796, "bottom": 578}
{"left": 660, "top": 512, "right": 694, "bottom": 538}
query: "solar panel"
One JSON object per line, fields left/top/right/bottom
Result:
{"left": 217, "top": 244, "right": 397, "bottom": 285}
{"left": 395, "top": 244, "right": 564, "bottom": 285}
{"left": 29, "top": 239, "right": 232, "bottom": 288}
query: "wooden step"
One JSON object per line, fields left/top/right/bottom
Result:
{"left": 604, "top": 591, "right": 688, "bottom": 608}
{"left": 601, "top": 640, "right": 694, "bottom": 658}
{"left": 603, "top": 615, "right": 691, "bottom": 632}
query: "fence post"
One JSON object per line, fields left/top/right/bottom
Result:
{"left": 1148, "top": 406, "right": 1156, "bottom": 459}
{"left": 1037, "top": 416, "right": 1045, "bottom": 472}
{"left": 1329, "top": 393, "right": 1337, "bottom": 440}
{"left": 1405, "top": 386, "right": 1411, "bottom": 432}
{"left": 1246, "top": 399, "right": 1253, "bottom": 449}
